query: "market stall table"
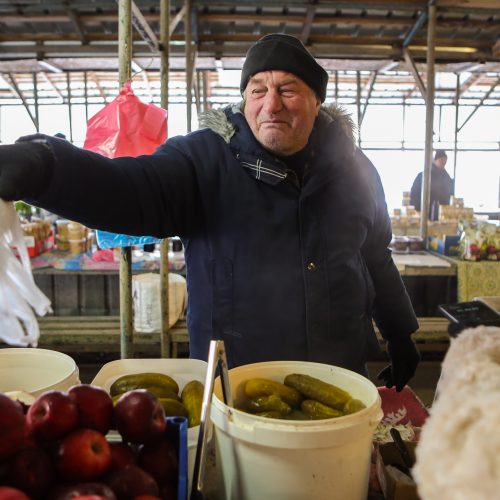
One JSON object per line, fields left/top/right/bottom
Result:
{"left": 392, "top": 251, "right": 457, "bottom": 317}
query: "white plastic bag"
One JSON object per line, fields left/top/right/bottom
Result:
{"left": 0, "top": 200, "right": 52, "bottom": 346}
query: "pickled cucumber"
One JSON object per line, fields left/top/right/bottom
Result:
{"left": 247, "top": 394, "right": 292, "bottom": 415}
{"left": 244, "top": 378, "right": 303, "bottom": 408}
{"left": 343, "top": 398, "right": 366, "bottom": 415}
{"left": 112, "top": 386, "right": 180, "bottom": 403}
{"left": 181, "top": 380, "right": 204, "bottom": 427}
{"left": 158, "top": 398, "right": 189, "bottom": 418}
{"left": 284, "top": 373, "right": 351, "bottom": 410}
{"left": 110, "top": 372, "right": 179, "bottom": 397}
{"left": 301, "top": 399, "right": 343, "bottom": 419}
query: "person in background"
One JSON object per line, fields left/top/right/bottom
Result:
{"left": 410, "top": 149, "right": 454, "bottom": 220}
{"left": 0, "top": 34, "right": 420, "bottom": 391}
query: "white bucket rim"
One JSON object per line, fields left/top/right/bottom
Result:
{"left": 0, "top": 347, "right": 79, "bottom": 395}
{"left": 211, "top": 360, "right": 383, "bottom": 447}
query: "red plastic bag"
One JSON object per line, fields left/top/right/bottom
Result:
{"left": 83, "top": 81, "right": 167, "bottom": 158}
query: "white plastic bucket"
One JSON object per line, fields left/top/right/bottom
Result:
{"left": 0, "top": 348, "right": 80, "bottom": 396}
{"left": 211, "top": 361, "right": 383, "bottom": 500}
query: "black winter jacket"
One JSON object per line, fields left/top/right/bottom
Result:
{"left": 410, "top": 164, "right": 454, "bottom": 219}
{"left": 28, "top": 104, "right": 418, "bottom": 373}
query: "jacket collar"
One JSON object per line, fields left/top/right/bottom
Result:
{"left": 198, "top": 102, "right": 356, "bottom": 186}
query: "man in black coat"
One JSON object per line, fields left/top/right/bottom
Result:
{"left": 410, "top": 149, "right": 454, "bottom": 220}
{"left": 0, "top": 34, "right": 420, "bottom": 391}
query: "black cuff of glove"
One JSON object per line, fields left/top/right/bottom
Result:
{"left": 377, "top": 335, "right": 421, "bottom": 392}
{"left": 0, "top": 138, "right": 55, "bottom": 201}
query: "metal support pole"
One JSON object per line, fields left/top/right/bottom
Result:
{"left": 334, "top": 70, "right": 338, "bottom": 104}
{"left": 421, "top": 1, "right": 436, "bottom": 241}
{"left": 402, "top": 98, "right": 406, "bottom": 150}
{"left": 159, "top": 0, "right": 171, "bottom": 358}
{"left": 453, "top": 73, "right": 460, "bottom": 182}
{"left": 195, "top": 69, "right": 201, "bottom": 115}
{"left": 202, "top": 70, "right": 208, "bottom": 112}
{"left": 33, "top": 73, "right": 39, "bottom": 132}
{"left": 118, "top": 0, "right": 133, "bottom": 359}
{"left": 66, "top": 72, "right": 73, "bottom": 142}
{"left": 356, "top": 71, "right": 361, "bottom": 146}
{"left": 83, "top": 71, "right": 89, "bottom": 123}
{"left": 185, "top": 0, "right": 193, "bottom": 132}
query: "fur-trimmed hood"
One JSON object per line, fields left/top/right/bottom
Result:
{"left": 198, "top": 102, "right": 356, "bottom": 148}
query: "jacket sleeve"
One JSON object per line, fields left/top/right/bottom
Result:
{"left": 358, "top": 152, "right": 419, "bottom": 341}
{"left": 410, "top": 172, "right": 422, "bottom": 211}
{"left": 25, "top": 134, "right": 203, "bottom": 238}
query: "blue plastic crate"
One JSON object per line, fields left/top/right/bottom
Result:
{"left": 166, "top": 416, "right": 188, "bottom": 500}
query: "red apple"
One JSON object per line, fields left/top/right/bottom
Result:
{"left": 138, "top": 438, "right": 178, "bottom": 485}
{"left": 105, "top": 465, "right": 159, "bottom": 500}
{"left": 0, "top": 487, "right": 30, "bottom": 500}
{"left": 68, "top": 384, "right": 114, "bottom": 435}
{"left": 108, "top": 442, "right": 137, "bottom": 471}
{"left": 51, "top": 482, "right": 116, "bottom": 500}
{"left": 26, "top": 390, "right": 78, "bottom": 441}
{"left": 0, "top": 394, "right": 26, "bottom": 461}
{"left": 57, "top": 428, "right": 111, "bottom": 482}
{"left": 114, "top": 390, "right": 166, "bottom": 444}
{"left": 5, "top": 445, "right": 54, "bottom": 497}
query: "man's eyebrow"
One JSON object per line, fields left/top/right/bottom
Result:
{"left": 248, "top": 76, "right": 299, "bottom": 86}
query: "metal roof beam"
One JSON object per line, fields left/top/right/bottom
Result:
{"left": 458, "top": 76, "right": 500, "bottom": 132}
{"left": 64, "top": 3, "right": 88, "bottom": 44}
{"left": 169, "top": 5, "right": 187, "bottom": 37}
{"left": 39, "top": 71, "right": 65, "bottom": 101}
{"left": 402, "top": 10, "right": 428, "bottom": 48}
{"left": 458, "top": 73, "right": 485, "bottom": 97}
{"left": 130, "top": 0, "right": 159, "bottom": 52}
{"left": 2, "top": 12, "right": 498, "bottom": 31}
{"left": 89, "top": 71, "right": 107, "bottom": 101}
{"left": 360, "top": 70, "right": 377, "bottom": 126}
{"left": 300, "top": 5, "right": 316, "bottom": 45}
{"left": 403, "top": 47, "right": 427, "bottom": 100}
{"left": 3, "top": 72, "right": 38, "bottom": 129}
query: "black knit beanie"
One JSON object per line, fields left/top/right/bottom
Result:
{"left": 240, "top": 34, "right": 329, "bottom": 102}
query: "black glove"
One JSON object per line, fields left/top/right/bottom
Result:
{"left": 0, "top": 139, "right": 54, "bottom": 201}
{"left": 377, "top": 336, "right": 420, "bottom": 392}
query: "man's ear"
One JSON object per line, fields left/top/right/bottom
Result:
{"left": 315, "top": 98, "right": 321, "bottom": 115}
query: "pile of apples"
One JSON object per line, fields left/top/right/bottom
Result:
{"left": 0, "top": 385, "right": 179, "bottom": 500}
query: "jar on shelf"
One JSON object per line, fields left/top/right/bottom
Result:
{"left": 392, "top": 236, "right": 410, "bottom": 253}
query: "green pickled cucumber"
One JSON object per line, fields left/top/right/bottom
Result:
{"left": 301, "top": 399, "right": 343, "bottom": 419}
{"left": 284, "top": 373, "right": 351, "bottom": 410}
{"left": 343, "top": 398, "right": 366, "bottom": 415}
{"left": 181, "top": 380, "right": 204, "bottom": 427}
{"left": 244, "top": 378, "right": 303, "bottom": 408}
{"left": 112, "top": 386, "right": 180, "bottom": 403}
{"left": 158, "top": 398, "right": 189, "bottom": 418}
{"left": 110, "top": 372, "right": 179, "bottom": 397}
{"left": 247, "top": 394, "right": 292, "bottom": 415}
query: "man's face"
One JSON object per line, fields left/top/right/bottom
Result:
{"left": 435, "top": 156, "right": 447, "bottom": 169}
{"left": 243, "top": 70, "right": 321, "bottom": 156}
